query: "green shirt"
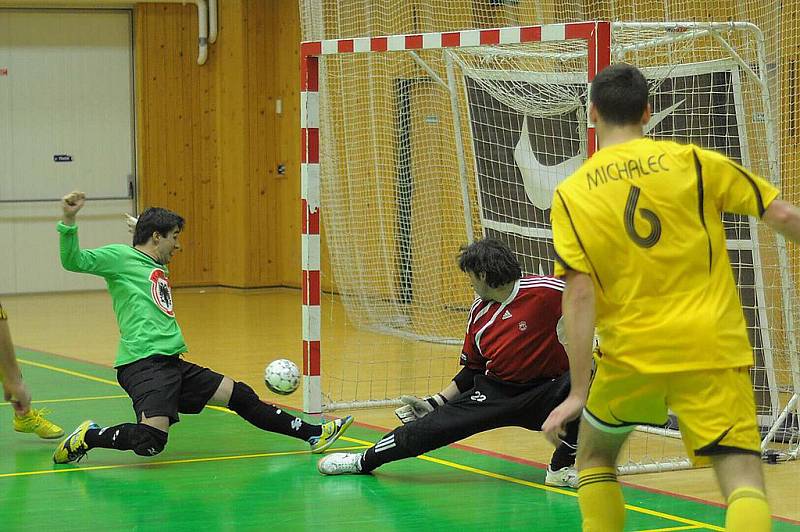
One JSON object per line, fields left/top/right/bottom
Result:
{"left": 57, "top": 222, "right": 188, "bottom": 367}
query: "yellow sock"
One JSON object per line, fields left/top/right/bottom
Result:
{"left": 578, "top": 466, "right": 625, "bottom": 532}
{"left": 726, "top": 487, "right": 771, "bottom": 532}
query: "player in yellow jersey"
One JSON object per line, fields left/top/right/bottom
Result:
{"left": 542, "top": 63, "right": 800, "bottom": 531}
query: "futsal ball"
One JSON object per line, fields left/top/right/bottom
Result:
{"left": 264, "top": 359, "right": 300, "bottom": 395}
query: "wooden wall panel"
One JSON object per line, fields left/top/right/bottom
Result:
{"left": 136, "top": 1, "right": 303, "bottom": 289}
{"left": 136, "top": 3, "right": 218, "bottom": 286}
{"left": 247, "top": 0, "right": 273, "bottom": 286}
{"left": 273, "top": 0, "right": 303, "bottom": 287}
{"left": 215, "top": 0, "right": 250, "bottom": 287}
{"left": 136, "top": 0, "right": 799, "bottom": 295}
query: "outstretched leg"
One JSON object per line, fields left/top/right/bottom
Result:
{"left": 212, "top": 378, "right": 321, "bottom": 441}
{"left": 54, "top": 414, "right": 170, "bottom": 463}
{"left": 319, "top": 378, "right": 514, "bottom": 475}
{"left": 209, "top": 376, "right": 352, "bottom": 452}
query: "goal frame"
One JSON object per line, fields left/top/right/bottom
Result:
{"left": 299, "top": 21, "right": 612, "bottom": 414}
{"left": 299, "top": 20, "right": 800, "bottom": 472}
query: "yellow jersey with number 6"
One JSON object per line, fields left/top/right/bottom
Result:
{"left": 551, "top": 137, "right": 779, "bottom": 372}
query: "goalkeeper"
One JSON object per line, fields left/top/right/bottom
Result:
{"left": 318, "top": 238, "right": 579, "bottom": 487}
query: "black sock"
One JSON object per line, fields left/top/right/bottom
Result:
{"left": 549, "top": 418, "right": 579, "bottom": 470}
{"left": 84, "top": 423, "right": 168, "bottom": 456}
{"left": 360, "top": 429, "right": 415, "bottom": 473}
{"left": 228, "top": 381, "right": 321, "bottom": 441}
{"left": 549, "top": 441, "right": 577, "bottom": 470}
{"left": 84, "top": 423, "right": 138, "bottom": 451}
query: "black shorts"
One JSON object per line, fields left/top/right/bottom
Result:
{"left": 395, "top": 373, "right": 575, "bottom": 454}
{"left": 116, "top": 355, "right": 224, "bottom": 425}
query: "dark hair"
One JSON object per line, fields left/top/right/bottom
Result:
{"left": 457, "top": 238, "right": 522, "bottom": 288}
{"left": 133, "top": 207, "right": 185, "bottom": 246}
{"left": 590, "top": 63, "right": 649, "bottom": 126}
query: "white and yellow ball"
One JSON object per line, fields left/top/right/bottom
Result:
{"left": 264, "top": 359, "right": 300, "bottom": 395}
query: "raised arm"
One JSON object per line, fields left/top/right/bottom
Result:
{"left": 61, "top": 190, "right": 85, "bottom": 226}
{"left": 58, "top": 191, "right": 118, "bottom": 275}
{"left": 763, "top": 199, "right": 800, "bottom": 244}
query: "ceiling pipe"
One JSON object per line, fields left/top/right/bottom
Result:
{"left": 208, "top": 0, "right": 217, "bottom": 44}
{"left": 146, "top": 0, "right": 210, "bottom": 65}
{"left": 193, "top": 0, "right": 208, "bottom": 64}
{"left": 0, "top": 0, "right": 214, "bottom": 65}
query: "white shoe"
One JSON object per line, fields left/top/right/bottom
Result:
{"left": 317, "top": 452, "right": 363, "bottom": 475}
{"left": 545, "top": 465, "right": 578, "bottom": 488}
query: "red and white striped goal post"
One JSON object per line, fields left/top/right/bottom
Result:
{"left": 299, "top": 21, "right": 611, "bottom": 413}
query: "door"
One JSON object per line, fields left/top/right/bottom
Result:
{"left": 0, "top": 9, "right": 135, "bottom": 293}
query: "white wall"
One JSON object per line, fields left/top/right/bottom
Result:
{"left": 0, "top": 9, "right": 135, "bottom": 293}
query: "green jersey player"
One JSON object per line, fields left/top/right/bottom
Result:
{"left": 53, "top": 191, "right": 352, "bottom": 464}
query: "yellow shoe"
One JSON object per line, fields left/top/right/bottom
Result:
{"left": 309, "top": 415, "right": 354, "bottom": 454}
{"left": 53, "top": 420, "right": 98, "bottom": 464}
{"left": 13, "top": 408, "right": 65, "bottom": 439}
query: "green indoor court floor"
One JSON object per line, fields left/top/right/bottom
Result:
{"left": 2, "top": 348, "right": 799, "bottom": 532}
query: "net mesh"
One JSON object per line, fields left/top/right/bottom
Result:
{"left": 301, "top": 2, "right": 800, "bottom": 471}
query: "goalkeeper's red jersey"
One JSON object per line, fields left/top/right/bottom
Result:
{"left": 460, "top": 275, "right": 568, "bottom": 383}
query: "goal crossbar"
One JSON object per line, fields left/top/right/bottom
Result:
{"left": 299, "top": 20, "right": 800, "bottom": 474}
{"left": 300, "top": 21, "right": 612, "bottom": 414}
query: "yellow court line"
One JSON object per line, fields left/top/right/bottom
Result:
{"left": 1, "top": 394, "right": 128, "bottom": 406}
{"left": 416, "top": 455, "right": 722, "bottom": 531}
{"left": 17, "top": 357, "right": 723, "bottom": 531}
{"left": 0, "top": 444, "right": 369, "bottom": 479}
{"left": 637, "top": 526, "right": 703, "bottom": 531}
{"left": 18, "top": 359, "right": 118, "bottom": 386}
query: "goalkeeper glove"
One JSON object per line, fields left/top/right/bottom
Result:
{"left": 394, "top": 393, "right": 447, "bottom": 424}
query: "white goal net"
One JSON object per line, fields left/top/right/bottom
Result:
{"left": 300, "top": 21, "right": 800, "bottom": 473}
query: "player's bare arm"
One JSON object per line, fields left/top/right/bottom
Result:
{"left": 61, "top": 191, "right": 86, "bottom": 225}
{"left": 542, "top": 270, "right": 594, "bottom": 446}
{"left": 0, "top": 319, "right": 31, "bottom": 415}
{"left": 763, "top": 199, "right": 800, "bottom": 243}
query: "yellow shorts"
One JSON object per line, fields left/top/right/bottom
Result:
{"left": 584, "top": 361, "right": 761, "bottom": 466}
